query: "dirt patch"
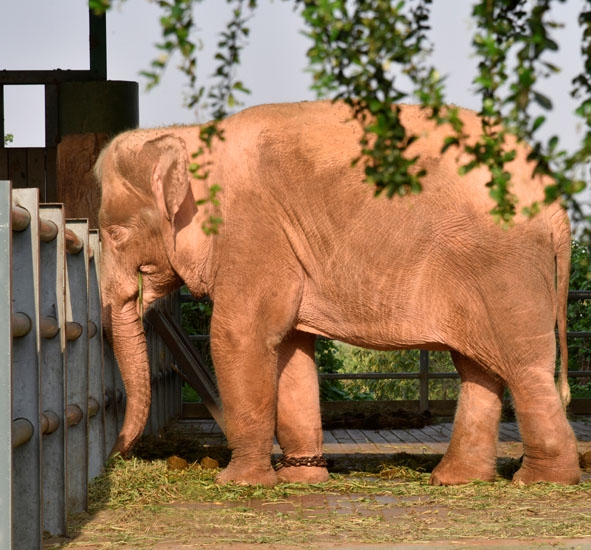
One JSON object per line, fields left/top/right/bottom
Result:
{"left": 45, "top": 471, "right": 591, "bottom": 549}
{"left": 43, "top": 422, "right": 591, "bottom": 549}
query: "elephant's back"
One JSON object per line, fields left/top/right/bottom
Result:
{"left": 220, "top": 100, "right": 549, "bottom": 214}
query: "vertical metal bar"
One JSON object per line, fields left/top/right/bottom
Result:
{"left": 89, "top": 10, "right": 107, "bottom": 80}
{"left": 39, "top": 204, "right": 67, "bottom": 536}
{"left": 0, "top": 181, "right": 12, "bottom": 550}
{"left": 65, "top": 220, "right": 90, "bottom": 514}
{"left": 44, "top": 147, "right": 58, "bottom": 203}
{"left": 11, "top": 188, "right": 42, "bottom": 549}
{"left": 419, "top": 350, "right": 430, "bottom": 412}
{"left": 44, "top": 85, "right": 60, "bottom": 203}
{"left": 87, "top": 230, "right": 106, "bottom": 481}
{"left": 7, "top": 149, "right": 27, "bottom": 188}
{"left": 0, "top": 86, "right": 5, "bottom": 149}
{"left": 45, "top": 84, "right": 59, "bottom": 149}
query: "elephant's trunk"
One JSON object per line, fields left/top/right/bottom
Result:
{"left": 107, "top": 299, "right": 152, "bottom": 457}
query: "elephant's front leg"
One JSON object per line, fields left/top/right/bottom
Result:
{"left": 210, "top": 272, "right": 304, "bottom": 487}
{"left": 211, "top": 317, "right": 279, "bottom": 487}
{"left": 275, "top": 331, "right": 329, "bottom": 484}
{"left": 430, "top": 352, "right": 505, "bottom": 485}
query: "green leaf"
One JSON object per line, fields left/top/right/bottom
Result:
{"left": 441, "top": 136, "right": 459, "bottom": 153}
{"left": 89, "top": 0, "right": 111, "bottom": 15}
{"left": 532, "top": 91, "right": 553, "bottom": 110}
{"left": 532, "top": 115, "right": 546, "bottom": 132}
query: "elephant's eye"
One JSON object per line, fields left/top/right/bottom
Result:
{"left": 105, "top": 225, "right": 130, "bottom": 245}
{"left": 138, "top": 264, "right": 157, "bottom": 275}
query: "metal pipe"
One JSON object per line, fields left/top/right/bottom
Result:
{"left": 12, "top": 418, "right": 34, "bottom": 448}
{"left": 65, "top": 321, "right": 83, "bottom": 341}
{"left": 65, "top": 228, "right": 84, "bottom": 255}
{"left": 12, "top": 312, "right": 32, "bottom": 338}
{"left": 40, "top": 411, "right": 60, "bottom": 435}
{"left": 88, "top": 397, "right": 100, "bottom": 419}
{"left": 87, "top": 320, "right": 97, "bottom": 339}
{"left": 65, "top": 404, "right": 83, "bottom": 427}
{"left": 40, "top": 316, "right": 59, "bottom": 339}
{"left": 11, "top": 205, "right": 30, "bottom": 232}
{"left": 39, "top": 218, "right": 58, "bottom": 242}
{"left": 319, "top": 372, "right": 458, "bottom": 380}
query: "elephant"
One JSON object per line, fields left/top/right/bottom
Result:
{"left": 95, "top": 99, "right": 580, "bottom": 487}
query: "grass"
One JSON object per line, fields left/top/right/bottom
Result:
{"left": 43, "top": 441, "right": 591, "bottom": 549}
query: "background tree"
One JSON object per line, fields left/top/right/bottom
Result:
{"left": 90, "top": 0, "right": 591, "bottom": 232}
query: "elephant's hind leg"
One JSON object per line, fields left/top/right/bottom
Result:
{"left": 275, "top": 331, "right": 329, "bottom": 484}
{"left": 508, "top": 368, "right": 580, "bottom": 485}
{"left": 430, "top": 352, "right": 504, "bottom": 486}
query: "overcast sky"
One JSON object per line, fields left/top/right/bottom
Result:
{"left": 0, "top": 0, "right": 586, "bottom": 157}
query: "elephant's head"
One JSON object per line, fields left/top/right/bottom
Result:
{"left": 96, "top": 130, "right": 208, "bottom": 455}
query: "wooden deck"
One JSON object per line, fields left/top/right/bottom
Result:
{"left": 175, "top": 418, "right": 591, "bottom": 459}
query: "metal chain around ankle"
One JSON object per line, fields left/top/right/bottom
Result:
{"left": 274, "top": 455, "right": 328, "bottom": 470}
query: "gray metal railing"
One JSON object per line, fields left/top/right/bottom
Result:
{"left": 0, "top": 181, "right": 181, "bottom": 549}
{"left": 319, "top": 350, "right": 446, "bottom": 412}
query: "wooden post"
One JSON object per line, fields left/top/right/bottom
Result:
{"left": 56, "top": 80, "right": 138, "bottom": 228}
{"left": 56, "top": 133, "right": 108, "bottom": 228}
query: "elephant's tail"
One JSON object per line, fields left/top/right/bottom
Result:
{"left": 553, "top": 206, "right": 571, "bottom": 409}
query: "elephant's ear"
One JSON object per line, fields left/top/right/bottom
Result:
{"left": 144, "top": 134, "right": 192, "bottom": 239}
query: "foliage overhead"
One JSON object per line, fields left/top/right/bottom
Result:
{"left": 89, "top": 0, "right": 591, "bottom": 231}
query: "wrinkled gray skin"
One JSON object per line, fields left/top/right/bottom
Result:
{"left": 96, "top": 100, "right": 579, "bottom": 487}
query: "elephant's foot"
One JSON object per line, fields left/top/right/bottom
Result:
{"left": 215, "top": 461, "right": 278, "bottom": 487}
{"left": 512, "top": 454, "right": 580, "bottom": 485}
{"left": 274, "top": 454, "right": 330, "bottom": 484}
{"left": 276, "top": 466, "right": 329, "bottom": 484}
{"left": 511, "top": 405, "right": 580, "bottom": 485}
{"left": 429, "top": 454, "right": 497, "bottom": 486}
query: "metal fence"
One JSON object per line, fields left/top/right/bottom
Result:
{"left": 0, "top": 181, "right": 181, "bottom": 549}
{"left": 317, "top": 294, "right": 591, "bottom": 413}
{"left": 180, "top": 292, "right": 591, "bottom": 419}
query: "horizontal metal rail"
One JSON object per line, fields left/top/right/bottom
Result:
{"left": 0, "top": 69, "right": 105, "bottom": 85}
{"left": 320, "top": 371, "right": 459, "bottom": 380}
{"left": 180, "top": 291, "right": 591, "bottom": 410}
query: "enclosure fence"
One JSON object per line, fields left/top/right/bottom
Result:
{"left": 0, "top": 181, "right": 181, "bottom": 549}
